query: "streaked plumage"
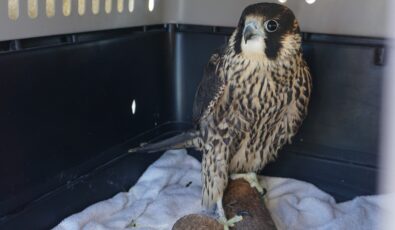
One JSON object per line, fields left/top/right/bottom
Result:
{"left": 129, "top": 2, "right": 311, "bottom": 227}
{"left": 194, "top": 3, "right": 311, "bottom": 208}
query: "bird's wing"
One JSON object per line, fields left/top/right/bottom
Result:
{"left": 192, "top": 49, "right": 226, "bottom": 123}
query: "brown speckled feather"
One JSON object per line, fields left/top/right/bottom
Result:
{"left": 197, "top": 3, "right": 312, "bottom": 208}
{"left": 130, "top": 3, "right": 312, "bottom": 212}
{"left": 192, "top": 48, "right": 226, "bottom": 124}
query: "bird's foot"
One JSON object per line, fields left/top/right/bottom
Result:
{"left": 218, "top": 215, "right": 243, "bottom": 230}
{"left": 216, "top": 199, "right": 243, "bottom": 230}
{"left": 230, "top": 172, "right": 266, "bottom": 196}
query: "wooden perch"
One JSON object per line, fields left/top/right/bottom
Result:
{"left": 172, "top": 178, "right": 277, "bottom": 230}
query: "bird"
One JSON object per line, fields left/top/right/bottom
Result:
{"left": 129, "top": 3, "right": 312, "bottom": 229}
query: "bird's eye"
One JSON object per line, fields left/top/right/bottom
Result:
{"left": 264, "top": 20, "right": 279, "bottom": 32}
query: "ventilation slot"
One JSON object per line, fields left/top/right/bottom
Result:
{"left": 129, "top": 0, "right": 134, "bottom": 12}
{"left": 46, "top": 0, "right": 55, "bottom": 18}
{"left": 92, "top": 0, "right": 100, "bottom": 15}
{"left": 117, "top": 0, "right": 124, "bottom": 13}
{"left": 28, "top": 0, "right": 38, "bottom": 19}
{"left": 105, "top": 0, "right": 112, "bottom": 14}
{"left": 63, "top": 0, "right": 71, "bottom": 16}
{"left": 148, "top": 0, "right": 154, "bottom": 12}
{"left": 78, "top": 0, "right": 86, "bottom": 15}
{"left": 8, "top": 0, "right": 19, "bottom": 20}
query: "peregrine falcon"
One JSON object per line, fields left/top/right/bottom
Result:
{"left": 129, "top": 3, "right": 312, "bottom": 229}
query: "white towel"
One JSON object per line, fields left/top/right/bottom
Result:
{"left": 54, "top": 149, "right": 389, "bottom": 230}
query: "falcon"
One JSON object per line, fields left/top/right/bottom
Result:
{"left": 129, "top": 3, "right": 312, "bottom": 229}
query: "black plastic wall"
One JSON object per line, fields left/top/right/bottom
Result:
{"left": 0, "top": 25, "right": 385, "bottom": 229}
{"left": 0, "top": 29, "right": 173, "bottom": 218}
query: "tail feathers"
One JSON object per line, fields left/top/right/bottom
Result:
{"left": 128, "top": 131, "right": 200, "bottom": 153}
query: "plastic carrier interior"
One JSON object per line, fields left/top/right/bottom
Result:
{"left": 0, "top": 0, "right": 388, "bottom": 229}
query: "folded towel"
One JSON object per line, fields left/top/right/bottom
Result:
{"left": 54, "top": 149, "right": 388, "bottom": 230}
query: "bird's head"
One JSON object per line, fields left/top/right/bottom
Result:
{"left": 231, "top": 3, "right": 301, "bottom": 62}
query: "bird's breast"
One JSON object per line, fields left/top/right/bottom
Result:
{"left": 222, "top": 67, "right": 289, "bottom": 127}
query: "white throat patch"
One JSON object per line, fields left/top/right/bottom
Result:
{"left": 241, "top": 36, "right": 266, "bottom": 59}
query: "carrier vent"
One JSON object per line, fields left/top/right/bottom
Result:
{"left": 2, "top": 0, "right": 387, "bottom": 42}
{"left": 7, "top": 0, "right": 153, "bottom": 20}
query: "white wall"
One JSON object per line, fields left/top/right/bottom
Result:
{"left": 0, "top": 0, "right": 389, "bottom": 41}
{"left": 380, "top": 0, "right": 395, "bottom": 228}
{"left": 163, "top": 0, "right": 388, "bottom": 38}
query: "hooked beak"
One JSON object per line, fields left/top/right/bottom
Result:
{"left": 243, "top": 21, "right": 263, "bottom": 44}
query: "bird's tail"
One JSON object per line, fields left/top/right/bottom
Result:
{"left": 128, "top": 130, "right": 201, "bottom": 153}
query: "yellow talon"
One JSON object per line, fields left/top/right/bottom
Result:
{"left": 231, "top": 172, "right": 265, "bottom": 195}
{"left": 219, "top": 215, "right": 243, "bottom": 230}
